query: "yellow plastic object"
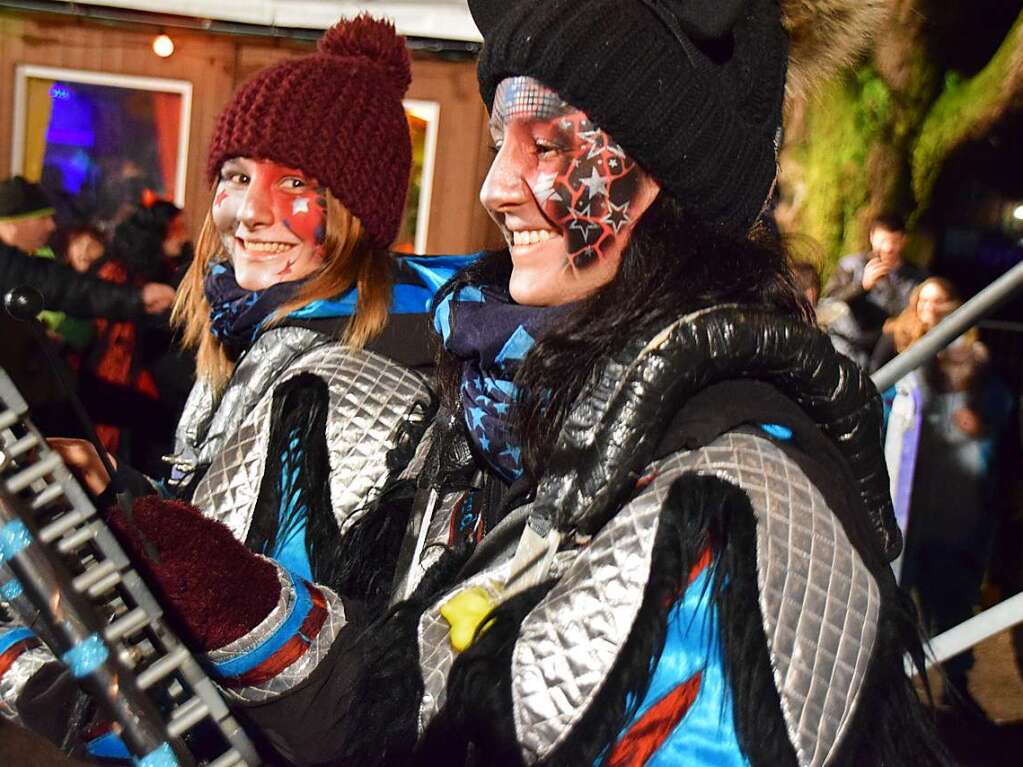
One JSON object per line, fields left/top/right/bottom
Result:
{"left": 440, "top": 587, "right": 497, "bottom": 652}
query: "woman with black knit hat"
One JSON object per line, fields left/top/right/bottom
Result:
{"left": 0, "top": 15, "right": 472, "bottom": 757}
{"left": 61, "top": 1, "right": 949, "bottom": 765}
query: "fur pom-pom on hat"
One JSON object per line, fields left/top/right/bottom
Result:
{"left": 318, "top": 12, "right": 412, "bottom": 91}
{"left": 207, "top": 14, "right": 412, "bottom": 248}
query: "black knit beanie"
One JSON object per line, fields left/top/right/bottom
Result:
{"left": 0, "top": 176, "right": 54, "bottom": 222}
{"left": 470, "top": 0, "right": 788, "bottom": 235}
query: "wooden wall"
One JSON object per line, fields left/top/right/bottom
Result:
{"left": 0, "top": 10, "right": 501, "bottom": 254}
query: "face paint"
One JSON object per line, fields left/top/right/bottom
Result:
{"left": 211, "top": 157, "right": 327, "bottom": 291}
{"left": 489, "top": 77, "right": 646, "bottom": 271}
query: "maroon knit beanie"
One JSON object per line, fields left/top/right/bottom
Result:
{"left": 206, "top": 15, "right": 412, "bottom": 248}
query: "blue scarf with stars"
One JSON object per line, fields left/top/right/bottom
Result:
{"left": 434, "top": 284, "right": 574, "bottom": 483}
{"left": 204, "top": 261, "right": 306, "bottom": 359}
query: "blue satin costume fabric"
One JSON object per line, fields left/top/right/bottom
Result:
{"left": 605, "top": 565, "right": 749, "bottom": 766}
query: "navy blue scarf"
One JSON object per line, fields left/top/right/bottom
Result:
{"left": 204, "top": 262, "right": 306, "bottom": 359}
{"left": 434, "top": 284, "right": 574, "bottom": 482}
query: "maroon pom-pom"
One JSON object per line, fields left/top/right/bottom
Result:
{"left": 318, "top": 13, "right": 411, "bottom": 91}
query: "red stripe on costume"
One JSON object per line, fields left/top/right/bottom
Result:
{"left": 688, "top": 546, "right": 712, "bottom": 586}
{"left": 605, "top": 672, "right": 703, "bottom": 767}
{"left": 223, "top": 585, "right": 328, "bottom": 689}
{"left": 0, "top": 638, "right": 41, "bottom": 679}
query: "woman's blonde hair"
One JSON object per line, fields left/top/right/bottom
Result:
{"left": 172, "top": 189, "right": 391, "bottom": 391}
{"left": 884, "top": 276, "right": 968, "bottom": 354}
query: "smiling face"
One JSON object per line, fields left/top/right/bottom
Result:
{"left": 480, "top": 76, "right": 660, "bottom": 306}
{"left": 916, "top": 280, "right": 956, "bottom": 328}
{"left": 211, "top": 157, "right": 327, "bottom": 291}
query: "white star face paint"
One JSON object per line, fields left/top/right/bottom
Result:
{"left": 480, "top": 76, "right": 661, "bottom": 307}
{"left": 212, "top": 157, "right": 327, "bottom": 291}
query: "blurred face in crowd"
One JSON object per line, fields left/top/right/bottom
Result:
{"left": 212, "top": 157, "right": 326, "bottom": 291}
{"left": 916, "top": 280, "right": 956, "bottom": 328}
{"left": 0, "top": 212, "right": 56, "bottom": 253}
{"left": 869, "top": 225, "right": 906, "bottom": 266}
{"left": 480, "top": 76, "right": 660, "bottom": 306}
{"left": 163, "top": 214, "right": 188, "bottom": 259}
{"left": 66, "top": 232, "right": 105, "bottom": 274}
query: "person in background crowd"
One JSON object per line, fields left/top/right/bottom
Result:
{"left": 0, "top": 176, "right": 175, "bottom": 317}
{"left": 47, "top": 225, "right": 106, "bottom": 359}
{"left": 821, "top": 213, "right": 926, "bottom": 370}
{"left": 0, "top": 176, "right": 149, "bottom": 436}
{"left": 64, "top": 225, "right": 106, "bottom": 274}
{"left": 0, "top": 176, "right": 178, "bottom": 437}
{"left": 103, "top": 196, "right": 196, "bottom": 472}
{"left": 76, "top": 205, "right": 172, "bottom": 458}
{"left": 110, "top": 193, "right": 193, "bottom": 286}
{"left": 885, "top": 277, "right": 1013, "bottom": 716}
{"left": 38, "top": 1, "right": 948, "bottom": 765}
{"left": 0, "top": 175, "right": 56, "bottom": 256}
{"left": 3, "top": 17, "right": 471, "bottom": 762}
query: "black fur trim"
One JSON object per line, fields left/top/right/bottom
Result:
{"left": 414, "top": 583, "right": 556, "bottom": 766}
{"left": 828, "top": 574, "right": 953, "bottom": 766}
{"left": 246, "top": 374, "right": 336, "bottom": 583}
{"left": 246, "top": 374, "right": 435, "bottom": 612}
{"left": 335, "top": 546, "right": 473, "bottom": 765}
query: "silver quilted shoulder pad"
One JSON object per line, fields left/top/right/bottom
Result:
{"left": 661, "top": 431, "right": 880, "bottom": 767}
{"left": 504, "top": 431, "right": 878, "bottom": 765}
{"left": 170, "top": 326, "right": 326, "bottom": 481}
{"left": 190, "top": 341, "right": 432, "bottom": 543}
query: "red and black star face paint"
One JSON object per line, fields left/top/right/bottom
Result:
{"left": 482, "top": 77, "right": 659, "bottom": 307}
{"left": 212, "top": 157, "right": 327, "bottom": 291}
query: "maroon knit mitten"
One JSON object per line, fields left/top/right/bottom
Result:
{"left": 106, "top": 497, "right": 281, "bottom": 650}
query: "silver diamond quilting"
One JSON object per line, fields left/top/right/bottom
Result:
{"left": 0, "top": 645, "right": 52, "bottom": 721}
{"left": 417, "top": 561, "right": 512, "bottom": 733}
{"left": 670, "top": 432, "right": 880, "bottom": 767}
{"left": 190, "top": 341, "right": 431, "bottom": 543}
{"left": 510, "top": 456, "right": 676, "bottom": 764}
{"left": 506, "top": 431, "right": 878, "bottom": 765}
{"left": 169, "top": 326, "right": 326, "bottom": 485}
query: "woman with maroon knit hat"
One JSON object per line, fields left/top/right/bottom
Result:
{"left": 3, "top": 15, "right": 473, "bottom": 759}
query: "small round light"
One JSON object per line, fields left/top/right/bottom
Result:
{"left": 152, "top": 34, "right": 175, "bottom": 58}
{"left": 1013, "top": 204, "right": 1023, "bottom": 222}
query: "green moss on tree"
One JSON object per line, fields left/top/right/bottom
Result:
{"left": 797, "top": 68, "right": 891, "bottom": 270}
{"left": 912, "top": 11, "right": 1023, "bottom": 219}
{"left": 780, "top": 6, "right": 1023, "bottom": 274}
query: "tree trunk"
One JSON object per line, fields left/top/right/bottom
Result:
{"left": 778, "top": 2, "right": 1023, "bottom": 275}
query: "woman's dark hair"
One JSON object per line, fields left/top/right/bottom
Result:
{"left": 433, "top": 193, "right": 812, "bottom": 482}
{"left": 107, "top": 200, "right": 182, "bottom": 282}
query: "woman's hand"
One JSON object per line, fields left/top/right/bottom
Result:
{"left": 47, "top": 438, "right": 116, "bottom": 496}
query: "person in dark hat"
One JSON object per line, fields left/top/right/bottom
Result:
{"left": 0, "top": 177, "right": 175, "bottom": 437}
{"left": 39, "top": 2, "right": 948, "bottom": 765}
{"left": 0, "top": 175, "right": 56, "bottom": 255}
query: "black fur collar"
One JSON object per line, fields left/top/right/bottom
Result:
{"left": 530, "top": 303, "right": 902, "bottom": 561}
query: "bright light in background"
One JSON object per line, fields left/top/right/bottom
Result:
{"left": 152, "top": 34, "right": 175, "bottom": 58}
{"left": 1013, "top": 204, "right": 1023, "bottom": 221}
